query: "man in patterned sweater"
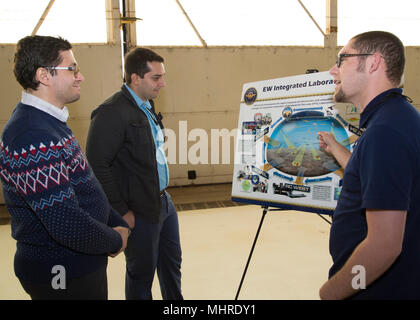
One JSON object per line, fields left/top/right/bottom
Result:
{"left": 0, "top": 35, "right": 129, "bottom": 299}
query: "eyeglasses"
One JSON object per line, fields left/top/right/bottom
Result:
{"left": 42, "top": 65, "right": 81, "bottom": 76}
{"left": 336, "top": 53, "right": 373, "bottom": 68}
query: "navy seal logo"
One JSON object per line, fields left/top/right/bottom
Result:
{"left": 244, "top": 87, "right": 257, "bottom": 105}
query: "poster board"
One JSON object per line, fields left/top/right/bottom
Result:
{"left": 231, "top": 72, "right": 359, "bottom": 215}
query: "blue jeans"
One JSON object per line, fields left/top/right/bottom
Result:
{"left": 124, "top": 191, "right": 183, "bottom": 300}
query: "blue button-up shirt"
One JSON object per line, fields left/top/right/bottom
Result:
{"left": 124, "top": 84, "right": 169, "bottom": 191}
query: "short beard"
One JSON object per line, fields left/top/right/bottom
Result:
{"left": 334, "top": 59, "right": 366, "bottom": 103}
{"left": 334, "top": 88, "right": 346, "bottom": 103}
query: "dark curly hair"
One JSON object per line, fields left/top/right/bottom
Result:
{"left": 13, "top": 35, "right": 72, "bottom": 90}
{"left": 124, "top": 47, "right": 164, "bottom": 84}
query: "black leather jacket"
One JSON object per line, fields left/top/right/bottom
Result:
{"left": 86, "top": 85, "right": 161, "bottom": 223}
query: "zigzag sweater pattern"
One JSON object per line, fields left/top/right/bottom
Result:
{"left": 0, "top": 103, "right": 126, "bottom": 282}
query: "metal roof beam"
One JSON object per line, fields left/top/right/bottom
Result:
{"left": 175, "top": 0, "right": 207, "bottom": 47}
{"left": 297, "top": 0, "right": 326, "bottom": 37}
{"left": 31, "top": 0, "right": 56, "bottom": 36}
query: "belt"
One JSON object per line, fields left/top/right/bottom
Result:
{"left": 160, "top": 189, "right": 166, "bottom": 197}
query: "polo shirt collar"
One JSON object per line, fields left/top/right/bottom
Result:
{"left": 359, "top": 88, "right": 402, "bottom": 129}
{"left": 21, "top": 91, "right": 69, "bottom": 122}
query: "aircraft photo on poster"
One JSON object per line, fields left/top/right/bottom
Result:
{"left": 231, "top": 72, "right": 359, "bottom": 215}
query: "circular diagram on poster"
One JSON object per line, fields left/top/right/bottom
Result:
{"left": 266, "top": 111, "right": 349, "bottom": 177}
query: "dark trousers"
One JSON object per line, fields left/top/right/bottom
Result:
{"left": 19, "top": 264, "right": 108, "bottom": 300}
{"left": 124, "top": 191, "right": 183, "bottom": 300}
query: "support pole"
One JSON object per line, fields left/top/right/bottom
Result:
{"left": 105, "top": 0, "right": 122, "bottom": 45}
{"left": 325, "top": 0, "right": 338, "bottom": 48}
{"left": 121, "top": 0, "right": 138, "bottom": 53}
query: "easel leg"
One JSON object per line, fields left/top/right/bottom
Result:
{"left": 235, "top": 206, "right": 268, "bottom": 300}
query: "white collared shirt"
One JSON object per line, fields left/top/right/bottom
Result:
{"left": 21, "top": 91, "right": 69, "bottom": 123}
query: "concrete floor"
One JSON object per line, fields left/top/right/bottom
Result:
{"left": 0, "top": 184, "right": 332, "bottom": 300}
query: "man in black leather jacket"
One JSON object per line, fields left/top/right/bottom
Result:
{"left": 86, "top": 48, "right": 183, "bottom": 300}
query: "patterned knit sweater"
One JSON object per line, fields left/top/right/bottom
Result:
{"left": 0, "top": 101, "right": 127, "bottom": 283}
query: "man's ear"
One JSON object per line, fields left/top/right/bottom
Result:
{"left": 368, "top": 52, "right": 382, "bottom": 74}
{"left": 130, "top": 73, "right": 140, "bottom": 85}
{"left": 35, "top": 67, "right": 50, "bottom": 86}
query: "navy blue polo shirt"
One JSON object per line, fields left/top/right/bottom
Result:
{"left": 329, "top": 88, "right": 420, "bottom": 299}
